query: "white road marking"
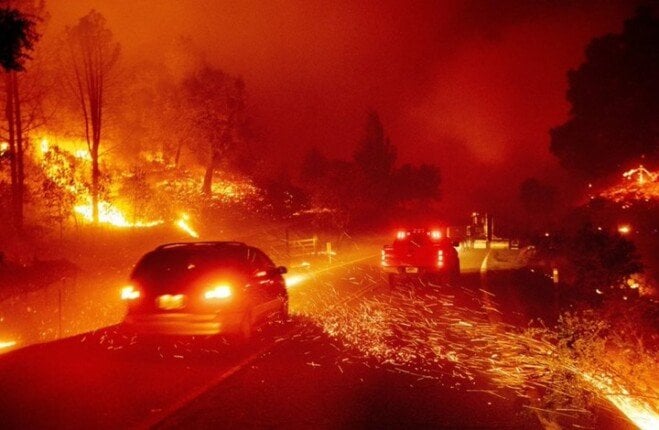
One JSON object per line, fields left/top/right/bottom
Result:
{"left": 480, "top": 251, "right": 491, "bottom": 274}
{"left": 136, "top": 342, "right": 278, "bottom": 430}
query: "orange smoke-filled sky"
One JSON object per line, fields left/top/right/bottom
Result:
{"left": 45, "top": 0, "right": 638, "bottom": 213}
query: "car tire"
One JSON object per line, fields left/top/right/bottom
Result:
{"left": 278, "top": 298, "right": 289, "bottom": 323}
{"left": 236, "top": 310, "right": 253, "bottom": 343}
{"left": 450, "top": 264, "right": 461, "bottom": 284}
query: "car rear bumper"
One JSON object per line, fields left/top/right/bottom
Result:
{"left": 382, "top": 266, "right": 448, "bottom": 274}
{"left": 122, "top": 311, "right": 243, "bottom": 336}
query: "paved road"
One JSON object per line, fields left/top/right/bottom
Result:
{"left": 0, "top": 249, "right": 634, "bottom": 429}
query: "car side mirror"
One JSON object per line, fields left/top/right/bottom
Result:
{"left": 276, "top": 266, "right": 288, "bottom": 275}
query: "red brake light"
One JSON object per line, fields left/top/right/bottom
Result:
{"left": 396, "top": 230, "right": 407, "bottom": 240}
{"left": 204, "top": 284, "right": 233, "bottom": 300}
{"left": 121, "top": 285, "right": 140, "bottom": 300}
{"left": 437, "top": 250, "right": 444, "bottom": 268}
{"left": 429, "top": 230, "right": 442, "bottom": 240}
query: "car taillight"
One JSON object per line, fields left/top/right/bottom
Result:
{"left": 437, "top": 250, "right": 444, "bottom": 268}
{"left": 121, "top": 285, "right": 141, "bottom": 300}
{"left": 429, "top": 229, "right": 442, "bottom": 240}
{"left": 204, "top": 284, "right": 233, "bottom": 300}
{"left": 396, "top": 230, "right": 408, "bottom": 240}
{"left": 381, "top": 249, "right": 387, "bottom": 266}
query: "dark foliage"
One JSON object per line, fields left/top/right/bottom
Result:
{"left": 299, "top": 112, "right": 441, "bottom": 229}
{"left": 536, "top": 223, "right": 642, "bottom": 296}
{"left": 550, "top": 6, "right": 659, "bottom": 178}
{"left": 0, "top": 7, "right": 37, "bottom": 72}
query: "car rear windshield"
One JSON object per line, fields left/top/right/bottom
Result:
{"left": 395, "top": 233, "right": 432, "bottom": 246}
{"left": 131, "top": 246, "right": 247, "bottom": 281}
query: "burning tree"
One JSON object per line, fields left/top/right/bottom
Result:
{"left": 0, "top": 3, "right": 39, "bottom": 231}
{"left": 182, "top": 65, "right": 247, "bottom": 196}
{"left": 60, "top": 10, "right": 120, "bottom": 224}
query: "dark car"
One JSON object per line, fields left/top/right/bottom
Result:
{"left": 121, "top": 241, "right": 288, "bottom": 340}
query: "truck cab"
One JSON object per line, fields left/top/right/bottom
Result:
{"left": 381, "top": 228, "right": 460, "bottom": 286}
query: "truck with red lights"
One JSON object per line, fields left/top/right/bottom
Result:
{"left": 381, "top": 228, "right": 460, "bottom": 286}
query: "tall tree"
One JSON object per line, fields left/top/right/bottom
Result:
{"left": 0, "top": 4, "right": 39, "bottom": 231}
{"left": 550, "top": 6, "right": 658, "bottom": 179}
{"left": 354, "top": 111, "right": 396, "bottom": 186}
{"left": 352, "top": 111, "right": 396, "bottom": 220}
{"left": 182, "top": 65, "right": 246, "bottom": 196}
{"left": 62, "top": 10, "right": 120, "bottom": 223}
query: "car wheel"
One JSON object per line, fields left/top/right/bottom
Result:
{"left": 277, "top": 298, "right": 289, "bottom": 323}
{"left": 236, "top": 310, "right": 253, "bottom": 343}
{"left": 450, "top": 264, "right": 461, "bottom": 284}
{"left": 388, "top": 273, "right": 398, "bottom": 288}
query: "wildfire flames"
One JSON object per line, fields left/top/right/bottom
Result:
{"left": 33, "top": 135, "right": 250, "bottom": 237}
{"left": 600, "top": 165, "right": 659, "bottom": 204}
{"left": 74, "top": 199, "right": 164, "bottom": 228}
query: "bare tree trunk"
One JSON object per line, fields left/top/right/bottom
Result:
{"left": 91, "top": 146, "right": 99, "bottom": 223}
{"left": 202, "top": 162, "right": 213, "bottom": 196}
{"left": 174, "top": 142, "right": 182, "bottom": 168}
{"left": 4, "top": 73, "right": 18, "bottom": 230}
{"left": 12, "top": 72, "right": 24, "bottom": 231}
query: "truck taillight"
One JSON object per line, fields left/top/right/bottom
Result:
{"left": 437, "top": 250, "right": 444, "bottom": 268}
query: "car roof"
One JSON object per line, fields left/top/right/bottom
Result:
{"left": 154, "top": 241, "right": 247, "bottom": 251}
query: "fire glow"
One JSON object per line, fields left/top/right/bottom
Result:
{"left": 0, "top": 340, "right": 17, "bottom": 351}
{"left": 74, "top": 199, "right": 164, "bottom": 228}
{"left": 175, "top": 213, "right": 199, "bottom": 238}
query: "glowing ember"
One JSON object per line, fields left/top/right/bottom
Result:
{"left": 175, "top": 213, "right": 199, "bottom": 238}
{"left": 298, "top": 275, "right": 658, "bottom": 430}
{"left": 74, "top": 199, "right": 163, "bottom": 228}
{"left": 618, "top": 225, "right": 631, "bottom": 234}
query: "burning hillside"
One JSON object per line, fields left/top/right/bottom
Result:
{"left": 600, "top": 165, "right": 659, "bottom": 206}
{"left": 32, "top": 134, "right": 262, "bottom": 235}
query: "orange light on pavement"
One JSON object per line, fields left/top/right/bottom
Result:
{"left": 204, "top": 284, "right": 232, "bottom": 300}
{"left": 120, "top": 285, "right": 141, "bottom": 300}
{"left": 176, "top": 213, "right": 199, "bottom": 238}
{"left": 285, "top": 274, "right": 307, "bottom": 288}
{"left": 0, "top": 340, "right": 17, "bottom": 351}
